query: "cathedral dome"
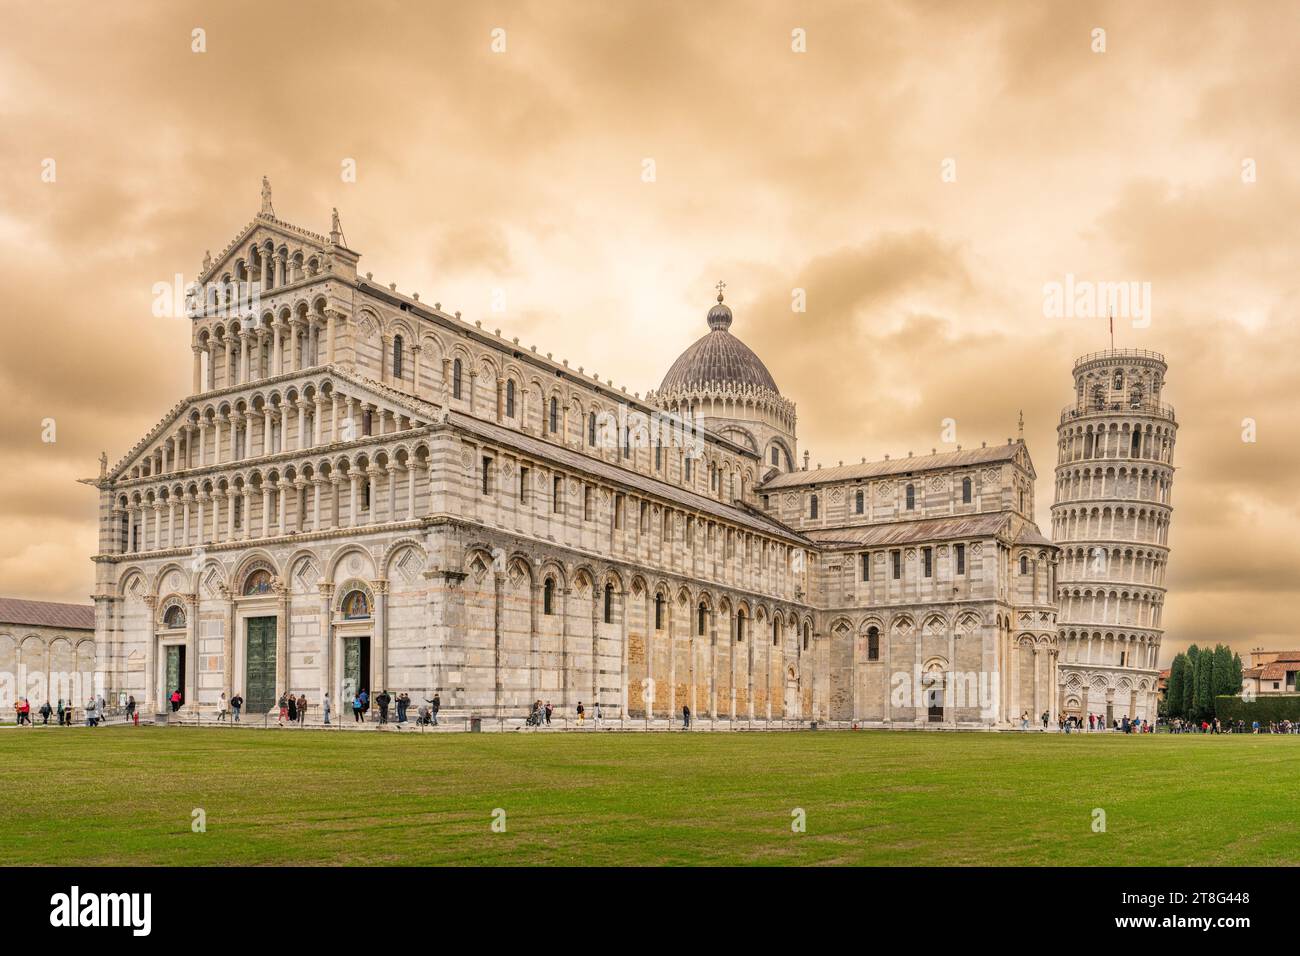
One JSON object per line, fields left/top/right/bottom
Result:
{"left": 659, "top": 292, "right": 779, "bottom": 394}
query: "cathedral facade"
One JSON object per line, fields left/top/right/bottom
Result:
{"left": 87, "top": 188, "right": 1157, "bottom": 729}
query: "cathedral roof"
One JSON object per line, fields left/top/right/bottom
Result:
{"left": 759, "top": 442, "right": 1029, "bottom": 490}
{"left": 659, "top": 292, "right": 779, "bottom": 395}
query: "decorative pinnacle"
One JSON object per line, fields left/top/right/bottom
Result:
{"left": 715, "top": 279, "right": 726, "bottom": 302}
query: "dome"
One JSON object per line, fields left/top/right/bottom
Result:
{"left": 659, "top": 292, "right": 779, "bottom": 394}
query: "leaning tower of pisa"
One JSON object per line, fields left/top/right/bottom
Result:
{"left": 1051, "top": 349, "right": 1177, "bottom": 724}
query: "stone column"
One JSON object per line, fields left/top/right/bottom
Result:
{"left": 274, "top": 581, "right": 288, "bottom": 703}
{"left": 143, "top": 595, "right": 159, "bottom": 713}
{"left": 184, "top": 593, "right": 198, "bottom": 710}
{"left": 192, "top": 346, "right": 202, "bottom": 393}
{"left": 272, "top": 322, "right": 282, "bottom": 376}
{"left": 318, "top": 583, "right": 334, "bottom": 714}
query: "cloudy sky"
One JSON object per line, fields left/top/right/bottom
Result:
{"left": 2, "top": 0, "right": 1296, "bottom": 663}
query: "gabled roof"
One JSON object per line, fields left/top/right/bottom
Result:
{"left": 0, "top": 597, "right": 95, "bottom": 630}
{"left": 199, "top": 213, "right": 336, "bottom": 285}
{"left": 760, "top": 441, "right": 1031, "bottom": 490}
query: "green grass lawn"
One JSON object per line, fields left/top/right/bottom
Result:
{"left": 1, "top": 727, "right": 1296, "bottom": 866}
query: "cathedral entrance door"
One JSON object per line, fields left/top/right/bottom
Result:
{"left": 342, "top": 636, "right": 371, "bottom": 704}
{"left": 165, "top": 645, "right": 186, "bottom": 707}
{"left": 245, "top": 617, "right": 277, "bottom": 714}
{"left": 926, "top": 687, "right": 944, "bottom": 722}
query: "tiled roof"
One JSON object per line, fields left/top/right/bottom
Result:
{"left": 0, "top": 597, "right": 95, "bottom": 630}
{"left": 1259, "top": 661, "right": 1300, "bottom": 681}
{"left": 803, "top": 512, "right": 1011, "bottom": 549}
{"left": 759, "top": 443, "right": 1022, "bottom": 490}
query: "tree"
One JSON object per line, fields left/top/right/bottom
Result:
{"left": 1194, "top": 645, "right": 1214, "bottom": 720}
{"left": 1166, "top": 653, "right": 1186, "bottom": 719}
{"left": 1212, "top": 644, "right": 1236, "bottom": 698}
{"left": 1182, "top": 645, "right": 1199, "bottom": 719}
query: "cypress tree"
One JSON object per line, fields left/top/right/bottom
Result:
{"left": 1166, "top": 654, "right": 1186, "bottom": 719}
{"left": 1194, "top": 645, "right": 1214, "bottom": 720}
{"left": 1182, "top": 645, "right": 1199, "bottom": 718}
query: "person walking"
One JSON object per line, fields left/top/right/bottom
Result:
{"left": 352, "top": 693, "right": 363, "bottom": 723}
{"left": 322, "top": 692, "right": 331, "bottom": 726}
{"left": 128, "top": 695, "right": 138, "bottom": 726}
{"left": 297, "top": 693, "right": 307, "bottom": 725}
{"left": 544, "top": 701, "right": 553, "bottom": 726}
{"left": 287, "top": 693, "right": 298, "bottom": 724}
{"left": 216, "top": 692, "right": 228, "bottom": 722}
{"left": 38, "top": 700, "right": 51, "bottom": 725}
{"left": 170, "top": 689, "right": 182, "bottom": 713}
{"left": 682, "top": 704, "right": 691, "bottom": 730}
{"left": 230, "top": 692, "right": 243, "bottom": 722}
{"left": 1020, "top": 710, "right": 1029, "bottom": 730}
{"left": 359, "top": 689, "right": 369, "bottom": 722}
{"left": 431, "top": 694, "right": 441, "bottom": 726}
{"left": 377, "top": 689, "right": 391, "bottom": 725}
{"left": 277, "top": 693, "right": 288, "bottom": 727}
{"left": 576, "top": 701, "right": 585, "bottom": 726}
{"left": 594, "top": 702, "right": 603, "bottom": 728}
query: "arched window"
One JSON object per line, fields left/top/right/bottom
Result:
{"left": 867, "top": 626, "right": 880, "bottom": 661}
{"left": 588, "top": 411, "right": 597, "bottom": 446}
{"left": 243, "top": 569, "right": 273, "bottom": 595}
{"left": 773, "top": 619, "right": 779, "bottom": 646}
{"left": 802, "top": 623, "right": 810, "bottom": 651}
{"left": 506, "top": 380, "right": 516, "bottom": 417}
{"left": 905, "top": 484, "right": 915, "bottom": 510}
{"left": 855, "top": 490, "right": 864, "bottom": 514}
{"left": 697, "top": 602, "right": 707, "bottom": 636}
{"left": 543, "top": 578, "right": 555, "bottom": 615}
{"left": 1019, "top": 555, "right": 1029, "bottom": 574}
{"left": 810, "top": 494, "right": 819, "bottom": 519}
{"left": 392, "top": 335, "right": 404, "bottom": 379}
{"left": 622, "top": 426, "right": 630, "bottom": 458}
{"left": 771, "top": 446, "right": 780, "bottom": 467}
{"left": 603, "top": 583, "right": 614, "bottom": 624}
{"left": 654, "top": 593, "right": 664, "bottom": 630}
{"left": 1113, "top": 369, "right": 1124, "bottom": 390}
{"left": 962, "top": 477, "right": 972, "bottom": 503}
{"left": 736, "top": 611, "right": 746, "bottom": 643}
{"left": 342, "top": 589, "right": 371, "bottom": 619}
{"left": 162, "top": 604, "right": 186, "bottom": 629}
{"left": 549, "top": 396, "right": 559, "bottom": 434}
{"left": 452, "top": 358, "right": 463, "bottom": 399}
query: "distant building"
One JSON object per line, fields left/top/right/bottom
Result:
{"left": 0, "top": 597, "right": 96, "bottom": 708}
{"left": 1242, "top": 649, "right": 1300, "bottom": 697}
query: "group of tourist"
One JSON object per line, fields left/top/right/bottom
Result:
{"left": 1165, "top": 716, "right": 1300, "bottom": 734}
{"left": 1018, "top": 710, "right": 1151, "bottom": 733}
{"left": 10, "top": 696, "right": 114, "bottom": 727}
{"left": 526, "top": 699, "right": 607, "bottom": 728}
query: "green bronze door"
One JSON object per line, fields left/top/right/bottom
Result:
{"left": 165, "top": 645, "right": 185, "bottom": 704}
{"left": 245, "top": 617, "right": 277, "bottom": 713}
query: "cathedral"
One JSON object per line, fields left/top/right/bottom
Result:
{"left": 85, "top": 185, "right": 1172, "bottom": 728}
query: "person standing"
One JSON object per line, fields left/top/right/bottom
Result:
{"left": 170, "top": 689, "right": 182, "bottom": 713}
{"left": 682, "top": 704, "right": 691, "bottom": 730}
{"left": 576, "top": 701, "right": 585, "bottom": 726}
{"left": 431, "top": 694, "right": 441, "bottom": 726}
{"left": 230, "top": 692, "right": 243, "bottom": 722}
{"left": 352, "top": 693, "right": 363, "bottom": 723}
{"left": 544, "top": 701, "right": 552, "bottom": 726}
{"left": 594, "top": 702, "right": 603, "bottom": 728}
{"left": 216, "top": 692, "right": 228, "bottom": 722}
{"left": 38, "top": 700, "right": 51, "bottom": 725}
{"left": 297, "top": 693, "right": 307, "bottom": 725}
{"left": 359, "top": 689, "right": 369, "bottom": 722}
{"left": 396, "top": 692, "right": 409, "bottom": 724}
{"left": 128, "top": 695, "right": 138, "bottom": 726}
{"left": 287, "top": 693, "right": 298, "bottom": 724}
{"left": 277, "top": 693, "right": 288, "bottom": 727}
{"left": 322, "top": 691, "right": 331, "bottom": 725}
{"left": 377, "top": 689, "right": 391, "bottom": 725}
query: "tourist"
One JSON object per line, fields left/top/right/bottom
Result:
{"left": 359, "top": 688, "right": 369, "bottom": 721}
{"left": 216, "top": 692, "right": 228, "bottom": 722}
{"left": 278, "top": 693, "right": 289, "bottom": 727}
{"left": 396, "top": 692, "right": 409, "bottom": 723}
{"left": 170, "top": 689, "right": 182, "bottom": 713}
{"left": 377, "top": 689, "right": 391, "bottom": 724}
{"left": 127, "top": 695, "right": 138, "bottom": 726}
{"left": 1041, "top": 711, "right": 1049, "bottom": 730}
{"left": 39, "top": 699, "right": 52, "bottom": 725}
{"left": 682, "top": 704, "right": 691, "bottom": 730}
{"left": 287, "top": 693, "right": 298, "bottom": 724}
{"left": 1020, "top": 710, "right": 1029, "bottom": 730}
{"left": 297, "top": 693, "right": 307, "bottom": 725}
{"left": 85, "top": 697, "right": 97, "bottom": 727}
{"left": 545, "top": 701, "right": 552, "bottom": 726}
{"left": 16, "top": 697, "right": 31, "bottom": 725}
{"left": 322, "top": 692, "right": 331, "bottom": 725}
{"left": 431, "top": 693, "right": 441, "bottom": 725}
{"left": 576, "top": 701, "right": 585, "bottom": 725}
{"left": 231, "top": 691, "right": 243, "bottom": 722}
{"left": 352, "top": 693, "right": 363, "bottom": 723}
{"left": 594, "top": 702, "right": 603, "bottom": 728}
